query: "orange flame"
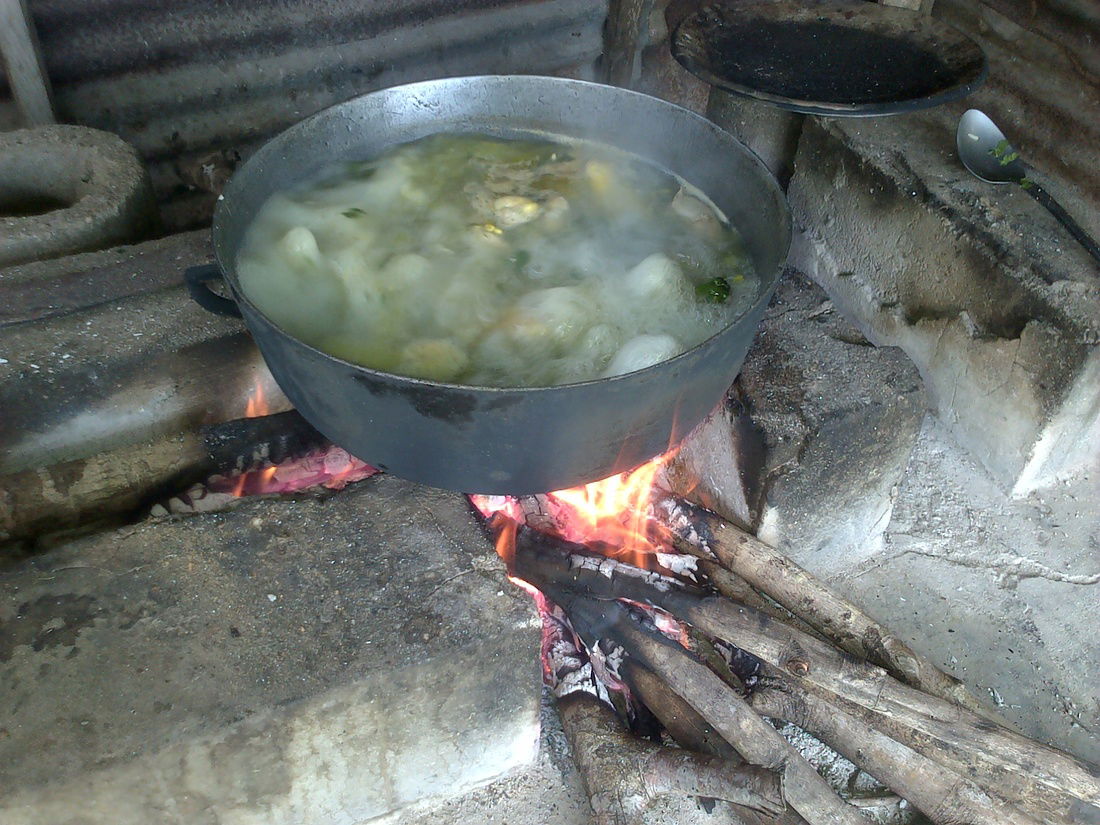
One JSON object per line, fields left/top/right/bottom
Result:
{"left": 547, "top": 452, "right": 673, "bottom": 568}
{"left": 231, "top": 464, "right": 278, "bottom": 498}
{"left": 244, "top": 380, "right": 269, "bottom": 418}
{"left": 471, "top": 449, "right": 677, "bottom": 573}
{"left": 479, "top": 511, "right": 542, "bottom": 596}
{"left": 489, "top": 512, "right": 518, "bottom": 571}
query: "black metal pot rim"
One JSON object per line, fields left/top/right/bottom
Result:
{"left": 212, "top": 75, "right": 790, "bottom": 396}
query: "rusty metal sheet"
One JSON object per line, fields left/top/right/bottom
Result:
{"left": 11, "top": 0, "right": 606, "bottom": 228}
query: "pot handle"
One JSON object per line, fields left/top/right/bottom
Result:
{"left": 185, "top": 264, "right": 243, "bottom": 318}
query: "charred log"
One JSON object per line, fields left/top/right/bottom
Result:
{"left": 201, "top": 409, "right": 327, "bottom": 475}
{"left": 541, "top": 594, "right": 785, "bottom": 825}
{"left": 558, "top": 693, "right": 786, "bottom": 825}
{"left": 549, "top": 589, "right": 874, "bottom": 825}
{"left": 648, "top": 495, "right": 1100, "bottom": 814}
{"left": 511, "top": 522, "right": 1100, "bottom": 825}
{"left": 621, "top": 660, "right": 812, "bottom": 825}
{"left": 2, "top": 409, "right": 349, "bottom": 546}
{"left": 620, "top": 658, "right": 740, "bottom": 762}
{"left": 0, "top": 432, "right": 210, "bottom": 548}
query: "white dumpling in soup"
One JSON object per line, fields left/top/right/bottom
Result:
{"left": 559, "top": 323, "right": 623, "bottom": 382}
{"left": 235, "top": 133, "right": 756, "bottom": 388}
{"left": 623, "top": 253, "right": 689, "bottom": 305}
{"left": 603, "top": 333, "right": 681, "bottom": 377}
{"left": 398, "top": 338, "right": 470, "bottom": 382}
{"left": 239, "top": 227, "right": 348, "bottom": 340}
{"left": 378, "top": 249, "right": 429, "bottom": 294}
{"left": 326, "top": 245, "right": 386, "bottom": 325}
{"left": 435, "top": 269, "right": 508, "bottom": 344}
{"left": 499, "top": 286, "right": 592, "bottom": 356}
{"left": 279, "top": 226, "right": 323, "bottom": 269}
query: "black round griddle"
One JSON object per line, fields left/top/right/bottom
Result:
{"left": 672, "top": 0, "right": 987, "bottom": 116}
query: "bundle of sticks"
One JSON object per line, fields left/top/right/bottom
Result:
{"left": 490, "top": 492, "right": 1100, "bottom": 825}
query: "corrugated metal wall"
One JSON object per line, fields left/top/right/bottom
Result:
{"left": 2, "top": 0, "right": 607, "bottom": 229}
{"left": 933, "top": 0, "right": 1100, "bottom": 218}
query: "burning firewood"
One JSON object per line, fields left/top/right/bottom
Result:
{"left": 645, "top": 495, "right": 1100, "bottom": 821}
{"left": 689, "top": 557, "right": 828, "bottom": 643}
{"left": 537, "top": 594, "right": 786, "bottom": 825}
{"left": 151, "top": 443, "right": 375, "bottom": 516}
{"left": 200, "top": 409, "right": 328, "bottom": 474}
{"left": 1, "top": 409, "right": 334, "bottom": 543}
{"left": 504, "top": 519, "right": 1099, "bottom": 825}
{"left": 506, "top": 529, "right": 870, "bottom": 825}
{"left": 619, "top": 661, "right": 812, "bottom": 825}
{"left": 620, "top": 658, "right": 741, "bottom": 762}
{"left": 558, "top": 692, "right": 787, "bottom": 825}
{"left": 0, "top": 431, "right": 211, "bottom": 545}
{"left": 517, "top": 491, "right": 827, "bottom": 642}
{"left": 549, "top": 587, "right": 876, "bottom": 825}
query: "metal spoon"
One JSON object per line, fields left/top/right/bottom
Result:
{"left": 956, "top": 109, "right": 1100, "bottom": 265}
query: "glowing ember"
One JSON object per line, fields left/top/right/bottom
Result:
{"left": 470, "top": 450, "right": 688, "bottom": 698}
{"left": 233, "top": 464, "right": 274, "bottom": 497}
{"left": 154, "top": 445, "right": 378, "bottom": 516}
{"left": 222, "top": 447, "right": 375, "bottom": 497}
{"left": 473, "top": 495, "right": 525, "bottom": 524}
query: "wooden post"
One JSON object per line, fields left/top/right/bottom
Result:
{"left": 0, "top": 0, "right": 55, "bottom": 126}
{"left": 604, "top": 0, "right": 655, "bottom": 87}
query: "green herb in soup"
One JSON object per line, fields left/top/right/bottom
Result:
{"left": 236, "top": 134, "right": 757, "bottom": 387}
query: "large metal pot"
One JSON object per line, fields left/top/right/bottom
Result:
{"left": 201, "top": 76, "right": 790, "bottom": 494}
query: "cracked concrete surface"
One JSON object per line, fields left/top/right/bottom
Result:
{"left": 0, "top": 476, "right": 542, "bottom": 825}
{"left": 835, "top": 415, "right": 1100, "bottom": 763}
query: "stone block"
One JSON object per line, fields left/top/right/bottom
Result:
{"left": 0, "top": 125, "right": 159, "bottom": 267}
{"left": 0, "top": 283, "right": 284, "bottom": 475}
{"left": 0, "top": 475, "right": 541, "bottom": 824}
{"left": 788, "top": 113, "right": 1100, "bottom": 495}
{"left": 738, "top": 271, "right": 925, "bottom": 573}
{"left": 0, "top": 228, "right": 210, "bottom": 326}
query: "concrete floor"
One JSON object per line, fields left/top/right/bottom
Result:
{"left": 838, "top": 416, "right": 1100, "bottom": 764}
{"left": 381, "top": 691, "right": 593, "bottom": 825}
{"left": 0, "top": 477, "right": 543, "bottom": 825}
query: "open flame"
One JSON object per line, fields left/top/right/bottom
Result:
{"left": 471, "top": 449, "right": 677, "bottom": 573}
{"left": 193, "top": 397, "right": 691, "bottom": 704}
{"left": 221, "top": 381, "right": 373, "bottom": 499}
{"left": 545, "top": 452, "right": 672, "bottom": 566}
{"left": 234, "top": 464, "right": 277, "bottom": 497}
{"left": 470, "top": 451, "right": 701, "bottom": 707}
{"left": 243, "top": 380, "right": 270, "bottom": 418}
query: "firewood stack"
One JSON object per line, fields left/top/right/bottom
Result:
{"left": 487, "top": 494, "right": 1100, "bottom": 825}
